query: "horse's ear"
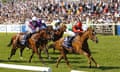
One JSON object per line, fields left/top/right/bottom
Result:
{"left": 87, "top": 26, "right": 92, "bottom": 30}
{"left": 60, "top": 23, "right": 66, "bottom": 28}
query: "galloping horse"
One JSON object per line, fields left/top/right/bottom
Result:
{"left": 51, "top": 27, "right": 99, "bottom": 68}
{"left": 7, "top": 29, "right": 52, "bottom": 63}
{"left": 52, "top": 23, "right": 67, "bottom": 41}
{"left": 49, "top": 23, "right": 67, "bottom": 53}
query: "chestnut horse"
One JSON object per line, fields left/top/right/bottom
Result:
{"left": 7, "top": 29, "right": 52, "bottom": 63}
{"left": 51, "top": 27, "right": 99, "bottom": 68}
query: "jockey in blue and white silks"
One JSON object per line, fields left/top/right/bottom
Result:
{"left": 25, "top": 16, "right": 41, "bottom": 33}
{"left": 22, "top": 16, "right": 45, "bottom": 45}
{"left": 51, "top": 19, "right": 61, "bottom": 30}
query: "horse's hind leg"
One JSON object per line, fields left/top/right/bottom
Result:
{"left": 8, "top": 48, "right": 17, "bottom": 60}
{"left": 63, "top": 53, "right": 71, "bottom": 68}
{"left": 56, "top": 54, "right": 63, "bottom": 68}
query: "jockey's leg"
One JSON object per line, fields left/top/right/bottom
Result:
{"left": 63, "top": 36, "right": 75, "bottom": 53}
{"left": 21, "top": 32, "right": 31, "bottom": 45}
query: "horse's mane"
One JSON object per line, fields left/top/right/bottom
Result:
{"left": 53, "top": 23, "right": 66, "bottom": 41}
{"left": 73, "top": 27, "right": 94, "bottom": 42}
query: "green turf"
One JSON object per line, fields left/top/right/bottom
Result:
{"left": 0, "top": 33, "right": 120, "bottom": 72}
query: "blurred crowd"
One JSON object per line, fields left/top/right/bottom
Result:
{"left": 0, "top": 0, "right": 120, "bottom": 24}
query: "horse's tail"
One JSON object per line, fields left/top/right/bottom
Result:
{"left": 7, "top": 38, "right": 13, "bottom": 47}
{"left": 7, "top": 35, "right": 17, "bottom": 47}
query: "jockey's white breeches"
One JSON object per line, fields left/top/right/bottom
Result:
{"left": 65, "top": 29, "right": 75, "bottom": 36}
{"left": 26, "top": 27, "right": 35, "bottom": 33}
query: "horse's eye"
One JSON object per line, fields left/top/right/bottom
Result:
{"left": 92, "top": 32, "right": 96, "bottom": 35}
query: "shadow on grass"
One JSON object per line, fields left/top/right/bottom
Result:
{"left": 99, "top": 66, "right": 120, "bottom": 70}
{"left": 0, "top": 59, "right": 27, "bottom": 63}
{"left": 73, "top": 65, "right": 120, "bottom": 71}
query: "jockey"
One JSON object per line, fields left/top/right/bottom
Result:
{"left": 51, "top": 18, "right": 61, "bottom": 31}
{"left": 22, "top": 16, "right": 41, "bottom": 45}
{"left": 63, "top": 19, "right": 84, "bottom": 52}
{"left": 72, "top": 20, "right": 83, "bottom": 34}
{"left": 40, "top": 20, "right": 47, "bottom": 30}
{"left": 54, "top": 19, "right": 61, "bottom": 30}
{"left": 25, "top": 16, "right": 41, "bottom": 33}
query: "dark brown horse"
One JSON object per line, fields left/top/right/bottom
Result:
{"left": 7, "top": 29, "right": 52, "bottom": 63}
{"left": 52, "top": 23, "right": 67, "bottom": 41}
{"left": 49, "top": 23, "right": 67, "bottom": 53}
{"left": 51, "top": 27, "right": 99, "bottom": 68}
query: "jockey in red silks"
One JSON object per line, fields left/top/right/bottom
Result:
{"left": 72, "top": 20, "right": 83, "bottom": 35}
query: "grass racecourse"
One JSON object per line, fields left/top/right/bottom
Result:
{"left": 0, "top": 33, "right": 120, "bottom": 72}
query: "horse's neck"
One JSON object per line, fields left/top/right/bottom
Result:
{"left": 80, "top": 31, "right": 89, "bottom": 43}
{"left": 54, "top": 28, "right": 64, "bottom": 41}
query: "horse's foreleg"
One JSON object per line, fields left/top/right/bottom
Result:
{"left": 8, "top": 48, "right": 17, "bottom": 60}
{"left": 44, "top": 44, "right": 51, "bottom": 59}
{"left": 90, "top": 56, "right": 99, "bottom": 68}
{"left": 29, "top": 51, "right": 34, "bottom": 63}
{"left": 39, "top": 48, "right": 45, "bottom": 65}
{"left": 53, "top": 47, "right": 55, "bottom": 53}
{"left": 83, "top": 51, "right": 92, "bottom": 68}
{"left": 83, "top": 50, "right": 99, "bottom": 68}
{"left": 19, "top": 48, "right": 25, "bottom": 60}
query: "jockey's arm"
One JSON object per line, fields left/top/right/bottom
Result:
{"left": 28, "top": 23, "right": 35, "bottom": 30}
{"left": 72, "top": 26, "right": 83, "bottom": 33}
{"left": 72, "top": 26, "right": 79, "bottom": 33}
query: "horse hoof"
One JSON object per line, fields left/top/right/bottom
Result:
{"left": 8, "top": 57, "right": 10, "bottom": 60}
{"left": 28, "top": 61, "right": 31, "bottom": 63}
{"left": 48, "top": 57, "right": 51, "bottom": 60}
{"left": 97, "top": 64, "right": 100, "bottom": 68}
{"left": 89, "top": 66, "right": 92, "bottom": 68}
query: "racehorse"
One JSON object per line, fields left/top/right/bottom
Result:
{"left": 50, "top": 27, "right": 99, "bottom": 68}
{"left": 52, "top": 23, "right": 67, "bottom": 41}
{"left": 7, "top": 29, "right": 52, "bottom": 63}
{"left": 49, "top": 23, "right": 67, "bottom": 53}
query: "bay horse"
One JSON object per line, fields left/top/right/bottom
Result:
{"left": 7, "top": 29, "right": 52, "bottom": 63}
{"left": 52, "top": 23, "right": 67, "bottom": 41}
{"left": 51, "top": 27, "right": 99, "bottom": 68}
{"left": 49, "top": 23, "right": 67, "bottom": 53}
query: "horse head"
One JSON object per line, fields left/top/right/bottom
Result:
{"left": 87, "top": 27, "right": 98, "bottom": 43}
{"left": 52, "top": 23, "right": 67, "bottom": 41}
{"left": 59, "top": 23, "right": 67, "bottom": 32}
{"left": 40, "top": 29, "right": 53, "bottom": 40}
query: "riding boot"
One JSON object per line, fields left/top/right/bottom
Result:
{"left": 21, "top": 35, "right": 27, "bottom": 45}
{"left": 26, "top": 33, "right": 31, "bottom": 40}
{"left": 63, "top": 47, "right": 73, "bottom": 53}
{"left": 67, "top": 47, "right": 73, "bottom": 53}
